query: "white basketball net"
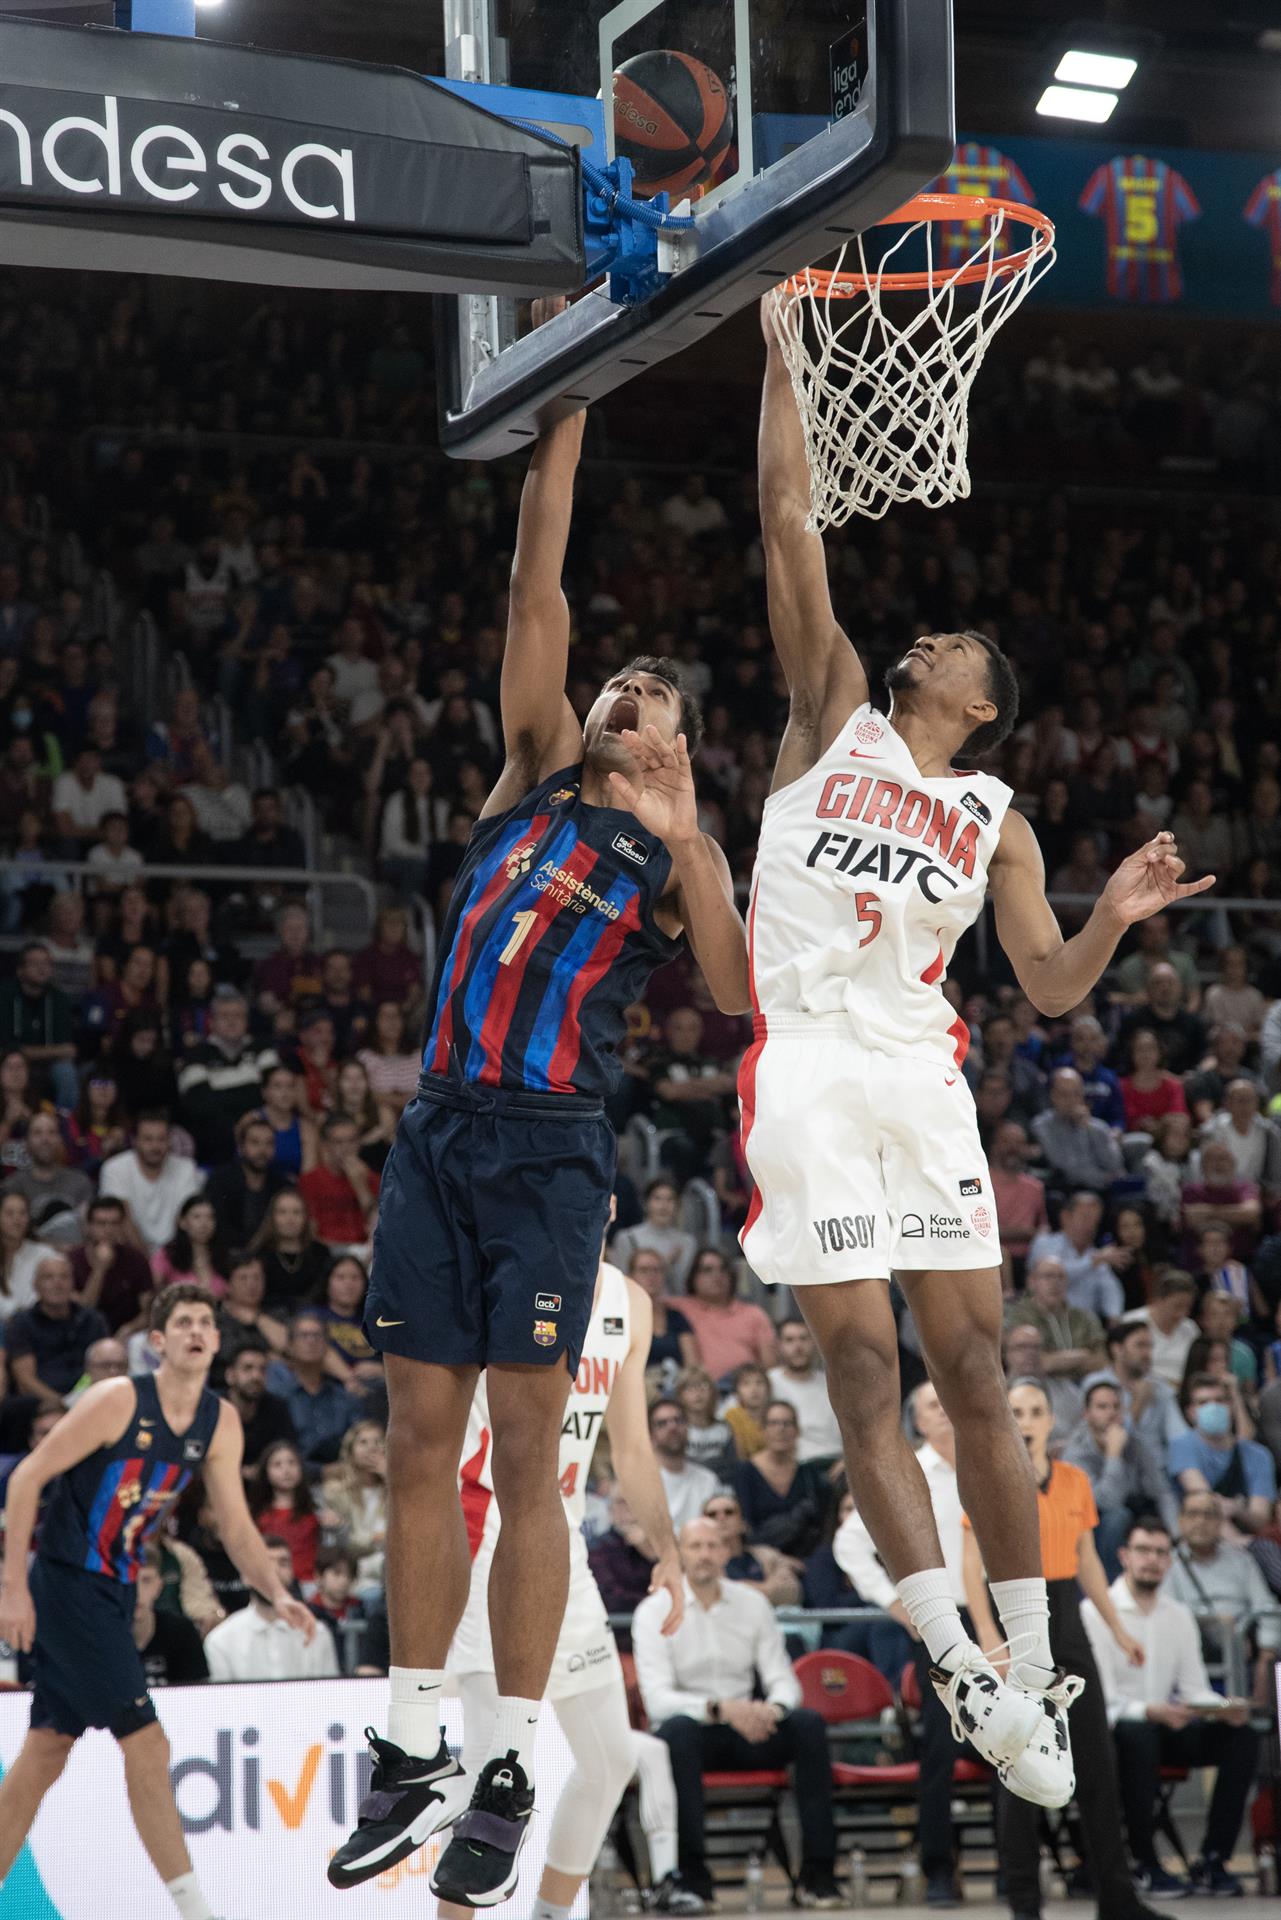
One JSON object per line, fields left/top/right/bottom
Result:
{"left": 768, "top": 204, "right": 1056, "bottom": 529}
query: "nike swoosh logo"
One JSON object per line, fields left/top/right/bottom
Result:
{"left": 848, "top": 749, "right": 881, "bottom": 760}
{"left": 375, "top": 1316, "right": 405, "bottom": 1328}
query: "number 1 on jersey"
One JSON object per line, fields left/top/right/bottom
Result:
{"left": 499, "top": 909, "right": 539, "bottom": 965}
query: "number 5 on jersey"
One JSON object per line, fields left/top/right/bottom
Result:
{"left": 854, "top": 892, "right": 882, "bottom": 947}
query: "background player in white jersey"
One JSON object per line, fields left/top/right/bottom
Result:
{"left": 749, "top": 303, "right": 1213, "bottom": 1809}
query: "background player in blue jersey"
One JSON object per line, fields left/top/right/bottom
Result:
{"left": 335, "top": 304, "right": 749, "bottom": 1906}
{"left": 0, "top": 1282, "right": 315, "bottom": 1920}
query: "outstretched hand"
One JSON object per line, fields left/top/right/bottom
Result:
{"left": 608, "top": 726, "right": 699, "bottom": 851}
{"left": 1101, "top": 832, "right": 1213, "bottom": 927}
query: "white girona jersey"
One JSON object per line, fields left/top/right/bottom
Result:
{"left": 458, "top": 1262, "right": 632, "bottom": 1553}
{"left": 749, "top": 704, "right": 1011, "bottom": 1066}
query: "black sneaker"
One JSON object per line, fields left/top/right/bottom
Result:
{"left": 1134, "top": 1864, "right": 1191, "bottom": 1901}
{"left": 327, "top": 1727, "right": 469, "bottom": 1888}
{"left": 928, "top": 1869, "right": 962, "bottom": 1907}
{"left": 429, "top": 1750, "right": 535, "bottom": 1908}
{"left": 1193, "top": 1855, "right": 1244, "bottom": 1899}
{"left": 794, "top": 1869, "right": 844, "bottom": 1910}
{"left": 649, "top": 1869, "right": 706, "bottom": 1914}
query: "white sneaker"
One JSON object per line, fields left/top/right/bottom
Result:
{"left": 1000, "top": 1666, "right": 1083, "bottom": 1809}
{"left": 930, "top": 1643, "right": 1043, "bottom": 1773}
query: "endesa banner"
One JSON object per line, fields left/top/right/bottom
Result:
{"left": 0, "top": 1681, "right": 584, "bottom": 1920}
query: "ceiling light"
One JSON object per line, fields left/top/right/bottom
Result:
{"left": 1056, "top": 50, "right": 1137, "bottom": 90}
{"left": 1036, "top": 84, "right": 1118, "bottom": 124}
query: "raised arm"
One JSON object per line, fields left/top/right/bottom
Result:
{"left": 989, "top": 816, "right": 1214, "bottom": 1020}
{"left": 758, "top": 300, "right": 867, "bottom": 761}
{"left": 485, "top": 315, "right": 588, "bottom": 816}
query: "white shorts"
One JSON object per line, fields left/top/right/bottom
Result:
{"left": 447, "top": 1525, "right": 622, "bottom": 1700}
{"left": 740, "top": 1015, "right": 999, "bottom": 1286}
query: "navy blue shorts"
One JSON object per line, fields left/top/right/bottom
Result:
{"left": 29, "top": 1558, "right": 156, "bottom": 1741}
{"left": 365, "top": 1073, "right": 616, "bottom": 1372}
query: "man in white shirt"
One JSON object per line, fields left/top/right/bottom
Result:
{"left": 1119, "top": 1273, "right": 1199, "bottom": 1392}
{"left": 835, "top": 1382, "right": 969, "bottom": 1905}
{"left": 50, "top": 745, "right": 127, "bottom": 848}
{"left": 1081, "top": 1516, "right": 1257, "bottom": 1899}
{"left": 633, "top": 1516, "right": 840, "bottom": 1908}
{"left": 649, "top": 1400, "right": 722, "bottom": 1534}
{"left": 99, "top": 1114, "right": 204, "bottom": 1254}
{"left": 768, "top": 1320, "right": 841, "bottom": 1467}
{"left": 205, "top": 1539, "right": 339, "bottom": 1683}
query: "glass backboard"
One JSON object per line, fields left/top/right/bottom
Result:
{"left": 436, "top": 0, "right": 954, "bottom": 456}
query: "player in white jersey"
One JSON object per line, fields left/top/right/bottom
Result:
{"left": 751, "top": 301, "right": 1213, "bottom": 1836}
{"left": 433, "top": 1255, "right": 698, "bottom": 1915}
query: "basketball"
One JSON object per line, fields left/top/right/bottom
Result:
{"left": 611, "top": 49, "right": 731, "bottom": 199}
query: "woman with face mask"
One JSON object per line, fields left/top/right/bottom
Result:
{"left": 1169, "top": 1371, "right": 1278, "bottom": 1536}
{"left": 963, "top": 1379, "right": 1155, "bottom": 1920}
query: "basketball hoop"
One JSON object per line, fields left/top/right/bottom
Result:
{"left": 768, "top": 192, "right": 1056, "bottom": 529}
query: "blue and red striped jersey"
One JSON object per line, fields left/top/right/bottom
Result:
{"left": 40, "top": 1374, "right": 219, "bottom": 1584}
{"left": 1079, "top": 154, "right": 1200, "bottom": 303}
{"left": 1244, "top": 170, "right": 1281, "bottom": 307}
{"left": 933, "top": 142, "right": 1036, "bottom": 265}
{"left": 423, "top": 765, "right": 681, "bottom": 1097}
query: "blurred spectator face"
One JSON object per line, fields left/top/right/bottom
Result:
{"left": 72, "top": 747, "right": 100, "bottom": 789}
{"left": 238, "top": 1120, "right": 275, "bottom": 1172}
{"left": 1049, "top": 1068, "right": 1088, "bottom": 1119}
{"left": 1212, "top": 1026, "right": 1247, "bottom": 1072}
{"left": 1219, "top": 947, "right": 1248, "bottom": 988}
{"left": 1200, "top": 1291, "right": 1239, "bottom": 1340}
{"left": 135, "top": 1118, "right": 172, "bottom": 1171}
{"left": 678, "top": 1516, "right": 727, "bottom": 1585}
{"left": 1199, "top": 1141, "right": 1237, "bottom": 1186}
{"left": 703, "top": 1493, "right": 744, "bottom": 1550}
{"left": 777, "top": 1322, "right": 816, "bottom": 1375}
{"left": 1069, "top": 1016, "right": 1106, "bottom": 1068}
{"left": 226, "top": 1347, "right": 268, "bottom": 1402}
{"left": 991, "top": 1121, "right": 1029, "bottom": 1171}
{"left": 1199, "top": 1225, "right": 1233, "bottom": 1273}
{"left": 1114, "top": 1207, "right": 1147, "bottom": 1251}
{"left": 270, "top": 1191, "right": 309, "bottom": 1244}
{"left": 665, "top": 1007, "right": 703, "bottom": 1055}
{"left": 263, "top": 1066, "right": 300, "bottom": 1113}
{"left": 733, "top": 1364, "right": 770, "bottom": 1415}
{"left": 1179, "top": 1492, "right": 1223, "bottom": 1554}
{"left": 648, "top": 1402, "right": 689, "bottom": 1463}
{"left": 983, "top": 1015, "right": 1015, "bottom": 1065}
{"left": 34, "top": 1255, "right": 73, "bottom": 1311}
{"left": 252, "top": 791, "right": 282, "bottom": 834}
{"left": 288, "top": 1315, "right": 330, "bottom": 1369}
{"left": 975, "top": 1070, "right": 1013, "bottom": 1126}
{"left": 1114, "top": 1323, "right": 1154, "bottom": 1378}
{"left": 265, "top": 1442, "right": 304, "bottom": 1499}
{"left": 278, "top": 905, "right": 310, "bottom": 956}
{"left": 375, "top": 909, "right": 408, "bottom": 950}
{"left": 1156, "top": 1111, "right": 1192, "bottom": 1160}
{"left": 911, "top": 1381, "right": 954, "bottom": 1450}
{"left": 1145, "top": 964, "right": 1182, "bottom": 1016}
{"left": 302, "top": 1014, "right": 335, "bottom": 1060}
{"left": 327, "top": 1257, "right": 366, "bottom": 1315}
{"left": 85, "top": 1338, "right": 128, "bottom": 1382}
{"left": 26, "top": 1112, "right": 62, "bottom": 1170}
{"left": 320, "top": 1118, "right": 358, "bottom": 1172}
{"left": 227, "top": 1258, "right": 266, "bottom": 1308}
{"left": 0, "top": 1191, "right": 30, "bottom": 1247}
{"left": 1004, "top": 1325, "right": 1045, "bottom": 1377}
{"left": 644, "top": 1181, "right": 678, "bottom": 1228}
{"left": 1061, "top": 1193, "right": 1102, "bottom": 1247}
{"left": 135, "top": 1560, "right": 163, "bottom": 1611}
{"left": 86, "top": 1199, "right": 126, "bottom": 1246}
{"left": 316, "top": 1559, "right": 353, "bottom": 1608}
{"left": 690, "top": 1251, "right": 733, "bottom": 1305}
{"left": 1225, "top": 1079, "right": 1259, "bottom": 1127}
{"left": 348, "top": 1422, "right": 385, "bottom": 1478}
{"left": 1026, "top": 1257, "right": 1069, "bottom": 1310}
{"left": 123, "top": 947, "right": 156, "bottom": 996}
{"left": 1187, "top": 1380, "right": 1233, "bottom": 1436}
{"left": 209, "top": 993, "right": 248, "bottom": 1046}
{"left": 1008, "top": 1381, "right": 1053, "bottom": 1453}
{"left": 1084, "top": 1381, "right": 1121, "bottom": 1436}
{"left": 322, "top": 952, "right": 352, "bottom": 997}
{"left": 761, "top": 1402, "right": 799, "bottom": 1456}
{"left": 628, "top": 1247, "right": 666, "bottom": 1302}
{"left": 0, "top": 1052, "right": 27, "bottom": 1101}
{"left": 264, "top": 1543, "right": 296, "bottom": 1595}
{"left": 17, "top": 944, "right": 52, "bottom": 993}
{"left": 374, "top": 1003, "right": 406, "bottom": 1050}
{"left": 1129, "top": 1030, "right": 1161, "bottom": 1076}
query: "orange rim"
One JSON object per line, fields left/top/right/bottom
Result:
{"left": 782, "top": 192, "right": 1055, "bottom": 297}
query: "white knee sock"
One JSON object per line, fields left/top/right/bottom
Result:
{"left": 897, "top": 1569, "right": 971, "bottom": 1666}
{"left": 166, "top": 1873, "right": 214, "bottom": 1920}
{"left": 989, "top": 1578, "right": 1054, "bottom": 1681}
{"left": 492, "top": 1695, "right": 541, "bottom": 1777}
{"left": 533, "top": 1900, "right": 572, "bottom": 1920}
{"left": 388, "top": 1665, "right": 445, "bottom": 1759}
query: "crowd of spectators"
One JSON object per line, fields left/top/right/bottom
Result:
{"left": 0, "top": 268, "right": 1276, "bottom": 1874}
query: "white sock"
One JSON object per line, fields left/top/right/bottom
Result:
{"left": 491, "top": 1694, "right": 541, "bottom": 1777}
{"left": 989, "top": 1577, "right": 1054, "bottom": 1680}
{"left": 897, "top": 1569, "right": 970, "bottom": 1665}
{"left": 166, "top": 1873, "right": 214, "bottom": 1920}
{"left": 388, "top": 1665, "right": 445, "bottom": 1758}
{"left": 533, "top": 1899, "right": 572, "bottom": 1920}
{"left": 648, "top": 1827, "right": 678, "bottom": 1883}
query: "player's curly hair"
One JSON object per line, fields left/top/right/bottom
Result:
{"left": 621, "top": 655, "right": 705, "bottom": 754}
{"left": 960, "top": 630, "right": 1020, "bottom": 759}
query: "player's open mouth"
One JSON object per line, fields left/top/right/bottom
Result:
{"left": 604, "top": 695, "right": 639, "bottom": 733}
